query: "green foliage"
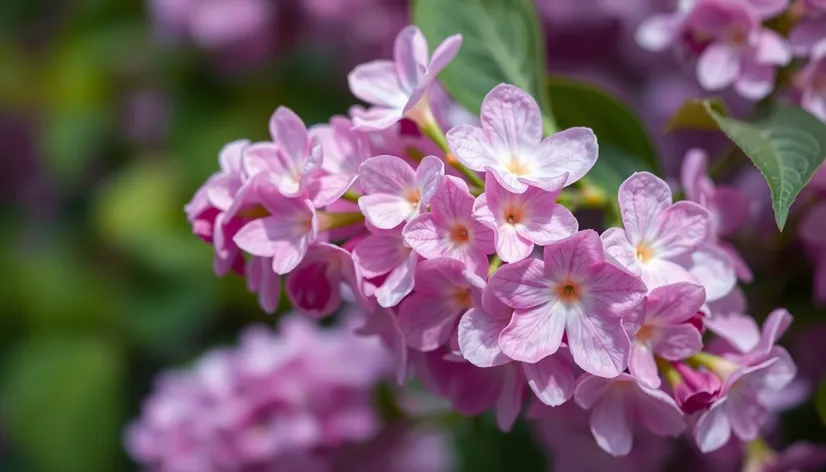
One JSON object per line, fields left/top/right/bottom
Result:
{"left": 665, "top": 98, "right": 729, "bottom": 132}
{"left": 704, "top": 102, "right": 826, "bottom": 230}
{"left": 817, "top": 376, "right": 826, "bottom": 426}
{"left": 412, "top": 0, "right": 556, "bottom": 132}
{"left": 1, "top": 337, "right": 125, "bottom": 472}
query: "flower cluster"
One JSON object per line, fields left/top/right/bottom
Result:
{"left": 183, "top": 24, "right": 803, "bottom": 462}
{"left": 125, "top": 314, "right": 453, "bottom": 472}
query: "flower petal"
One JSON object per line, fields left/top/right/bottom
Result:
{"left": 415, "top": 155, "right": 446, "bottom": 204}
{"left": 358, "top": 193, "right": 414, "bottom": 229}
{"left": 499, "top": 302, "right": 566, "bottom": 364}
{"left": 618, "top": 172, "right": 673, "bottom": 246}
{"left": 359, "top": 154, "right": 416, "bottom": 195}
{"left": 629, "top": 342, "right": 660, "bottom": 388}
{"left": 566, "top": 305, "right": 631, "bottom": 377}
{"left": 428, "top": 34, "right": 463, "bottom": 76}
{"left": 524, "top": 353, "right": 575, "bottom": 406}
{"left": 347, "top": 60, "right": 407, "bottom": 108}
{"left": 495, "top": 365, "right": 524, "bottom": 432}
{"left": 487, "top": 258, "right": 549, "bottom": 309}
{"left": 375, "top": 252, "right": 417, "bottom": 308}
{"left": 532, "top": 127, "right": 599, "bottom": 188}
{"left": 458, "top": 307, "right": 511, "bottom": 368}
{"left": 645, "top": 282, "right": 706, "bottom": 324}
{"left": 590, "top": 388, "right": 633, "bottom": 456}
{"left": 634, "top": 383, "right": 686, "bottom": 437}
{"left": 398, "top": 293, "right": 460, "bottom": 351}
{"left": 494, "top": 224, "right": 534, "bottom": 263}
{"left": 446, "top": 124, "right": 498, "bottom": 171}
{"left": 654, "top": 324, "right": 703, "bottom": 360}
{"left": 697, "top": 43, "right": 742, "bottom": 91}
{"left": 635, "top": 13, "right": 683, "bottom": 51}
{"left": 480, "top": 84, "right": 543, "bottom": 153}
{"left": 649, "top": 201, "right": 710, "bottom": 259}
{"left": 694, "top": 400, "right": 732, "bottom": 453}
{"left": 394, "top": 25, "right": 429, "bottom": 92}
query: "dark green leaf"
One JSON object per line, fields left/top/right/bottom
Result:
{"left": 816, "top": 376, "right": 826, "bottom": 426}
{"left": 665, "top": 97, "right": 729, "bottom": 132}
{"left": 413, "top": 0, "right": 553, "bottom": 130}
{"left": 704, "top": 101, "right": 826, "bottom": 230}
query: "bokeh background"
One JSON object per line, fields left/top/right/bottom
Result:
{"left": 1, "top": 1, "right": 823, "bottom": 471}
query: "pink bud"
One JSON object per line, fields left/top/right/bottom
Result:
{"left": 673, "top": 362, "right": 722, "bottom": 414}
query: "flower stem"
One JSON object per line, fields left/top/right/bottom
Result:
{"left": 488, "top": 254, "right": 503, "bottom": 276}
{"left": 319, "top": 211, "right": 365, "bottom": 231}
{"left": 656, "top": 357, "right": 683, "bottom": 388}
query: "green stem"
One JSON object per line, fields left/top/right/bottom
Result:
{"left": 656, "top": 357, "right": 683, "bottom": 388}
{"left": 488, "top": 254, "right": 503, "bottom": 277}
{"left": 341, "top": 190, "right": 361, "bottom": 203}
{"left": 319, "top": 211, "right": 365, "bottom": 231}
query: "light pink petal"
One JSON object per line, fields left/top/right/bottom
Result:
{"left": 582, "top": 262, "right": 648, "bottom": 320}
{"left": 428, "top": 34, "right": 463, "bottom": 76}
{"left": 629, "top": 342, "right": 660, "bottom": 388}
{"left": 566, "top": 306, "right": 631, "bottom": 377}
{"left": 352, "top": 234, "right": 408, "bottom": 278}
{"left": 697, "top": 43, "right": 742, "bottom": 91}
{"left": 487, "top": 258, "right": 550, "bottom": 309}
{"left": 495, "top": 224, "right": 534, "bottom": 263}
{"left": 649, "top": 200, "right": 710, "bottom": 259}
{"left": 646, "top": 282, "right": 706, "bottom": 324}
{"left": 234, "top": 216, "right": 311, "bottom": 275}
{"left": 714, "top": 187, "right": 751, "bottom": 235}
{"left": 256, "top": 258, "right": 280, "bottom": 314}
{"left": 495, "top": 365, "right": 524, "bottom": 432}
{"left": 347, "top": 60, "right": 407, "bottom": 108}
{"left": 359, "top": 154, "right": 416, "bottom": 194}
{"left": 590, "top": 388, "right": 633, "bottom": 456}
{"left": 269, "top": 107, "right": 310, "bottom": 166}
{"left": 285, "top": 244, "right": 345, "bottom": 318}
{"left": 499, "top": 302, "right": 566, "bottom": 363}
{"left": 754, "top": 29, "right": 791, "bottom": 65}
{"left": 719, "top": 241, "right": 753, "bottom": 283}
{"left": 394, "top": 25, "right": 429, "bottom": 92}
{"left": 601, "top": 227, "right": 641, "bottom": 276}
{"left": 458, "top": 307, "right": 511, "bottom": 367}
{"left": 402, "top": 213, "right": 449, "bottom": 258}
{"left": 635, "top": 13, "right": 682, "bottom": 51}
{"left": 397, "top": 294, "right": 460, "bottom": 351}
{"left": 725, "top": 389, "right": 767, "bottom": 441}
{"left": 694, "top": 400, "right": 732, "bottom": 453}
{"left": 520, "top": 201, "right": 579, "bottom": 246}
{"left": 789, "top": 18, "right": 826, "bottom": 56}
{"left": 351, "top": 106, "right": 405, "bottom": 131}
{"left": 242, "top": 143, "right": 302, "bottom": 196}
{"left": 574, "top": 374, "right": 613, "bottom": 409}
{"left": 412, "top": 257, "right": 469, "bottom": 295}
{"left": 471, "top": 193, "right": 496, "bottom": 229}
{"left": 653, "top": 324, "right": 703, "bottom": 360}
{"left": 753, "top": 308, "right": 792, "bottom": 356}
{"left": 430, "top": 176, "right": 474, "bottom": 224}
{"left": 679, "top": 244, "right": 736, "bottom": 301}
{"left": 704, "top": 312, "right": 761, "bottom": 353}
{"left": 415, "top": 155, "right": 446, "bottom": 204}
{"left": 747, "top": 0, "right": 791, "bottom": 19}
{"left": 446, "top": 124, "right": 498, "bottom": 171}
{"left": 734, "top": 61, "right": 776, "bottom": 100}
{"left": 532, "top": 127, "right": 599, "bottom": 188}
{"left": 310, "top": 173, "right": 356, "bottom": 207}
{"left": 634, "top": 384, "right": 686, "bottom": 436}
{"left": 680, "top": 148, "right": 709, "bottom": 204}
{"left": 618, "top": 172, "right": 673, "bottom": 246}
{"left": 218, "top": 139, "right": 248, "bottom": 174}
{"left": 356, "top": 307, "right": 407, "bottom": 384}
{"left": 524, "top": 354, "right": 575, "bottom": 406}
{"left": 358, "top": 193, "right": 414, "bottom": 229}
{"left": 375, "top": 252, "right": 417, "bottom": 308}
{"left": 641, "top": 258, "right": 699, "bottom": 292}
{"left": 542, "top": 229, "right": 605, "bottom": 277}
{"left": 480, "top": 84, "right": 543, "bottom": 153}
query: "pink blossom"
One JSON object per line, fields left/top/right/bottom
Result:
{"left": 703, "top": 287, "right": 762, "bottom": 352}
{"left": 635, "top": 0, "right": 697, "bottom": 53}
{"left": 473, "top": 173, "right": 578, "bottom": 262}
{"left": 627, "top": 282, "right": 706, "bottom": 388}
{"left": 233, "top": 183, "right": 318, "bottom": 275}
{"left": 403, "top": 176, "right": 495, "bottom": 276}
{"left": 286, "top": 243, "right": 359, "bottom": 319}
{"left": 397, "top": 257, "right": 485, "bottom": 351}
{"left": 602, "top": 172, "right": 734, "bottom": 300}
{"left": 673, "top": 362, "right": 723, "bottom": 414}
{"left": 357, "top": 154, "right": 444, "bottom": 229}
{"left": 574, "top": 373, "right": 686, "bottom": 457}
{"left": 795, "top": 40, "right": 826, "bottom": 122}
{"left": 446, "top": 84, "right": 598, "bottom": 193}
{"left": 356, "top": 306, "right": 408, "bottom": 384}
{"left": 348, "top": 25, "right": 462, "bottom": 130}
{"left": 693, "top": 310, "right": 797, "bottom": 452}
{"left": 246, "top": 256, "right": 280, "bottom": 314}
{"left": 681, "top": 148, "right": 753, "bottom": 282}
{"left": 353, "top": 224, "right": 417, "bottom": 308}
{"left": 458, "top": 289, "right": 577, "bottom": 407}
{"left": 789, "top": 5, "right": 826, "bottom": 57}
{"left": 746, "top": 441, "right": 826, "bottom": 472}
{"left": 309, "top": 115, "right": 370, "bottom": 205}
{"left": 242, "top": 107, "right": 325, "bottom": 203}
{"left": 490, "top": 230, "right": 647, "bottom": 377}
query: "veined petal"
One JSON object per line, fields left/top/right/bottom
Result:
{"left": 618, "top": 172, "right": 673, "bottom": 246}
{"left": 532, "top": 127, "right": 599, "bottom": 188}
{"left": 645, "top": 282, "right": 706, "bottom": 324}
{"left": 520, "top": 202, "right": 578, "bottom": 246}
{"left": 375, "top": 252, "right": 417, "bottom": 308}
{"left": 269, "top": 106, "right": 310, "bottom": 167}
{"left": 398, "top": 293, "right": 461, "bottom": 351}
{"left": 629, "top": 342, "right": 660, "bottom": 388}
{"left": 566, "top": 306, "right": 631, "bottom": 377}
{"left": 358, "top": 193, "right": 414, "bottom": 229}
{"left": 415, "top": 155, "right": 446, "bottom": 204}
{"left": 524, "top": 353, "right": 575, "bottom": 406}
{"left": 495, "top": 365, "right": 524, "bottom": 432}
{"left": 649, "top": 200, "right": 710, "bottom": 259}
{"left": 480, "top": 84, "right": 543, "bottom": 154}
{"left": 359, "top": 154, "right": 416, "bottom": 195}
{"left": 347, "top": 60, "right": 407, "bottom": 108}
{"left": 653, "top": 324, "right": 703, "bottom": 360}
{"left": 634, "top": 383, "right": 686, "bottom": 437}
{"left": 352, "top": 233, "right": 408, "bottom": 278}
{"left": 694, "top": 400, "right": 732, "bottom": 453}
{"left": 458, "top": 307, "right": 511, "bottom": 367}
{"left": 498, "top": 302, "right": 566, "bottom": 363}
{"left": 590, "top": 388, "right": 633, "bottom": 456}
{"left": 446, "top": 124, "right": 498, "bottom": 171}
{"left": 494, "top": 224, "right": 534, "bottom": 263}
{"left": 542, "top": 230, "right": 605, "bottom": 279}
{"left": 697, "top": 43, "right": 742, "bottom": 91}
{"left": 394, "top": 25, "right": 429, "bottom": 92}
{"left": 487, "top": 258, "right": 550, "bottom": 309}
{"left": 601, "top": 227, "right": 641, "bottom": 276}
{"left": 428, "top": 34, "right": 463, "bottom": 76}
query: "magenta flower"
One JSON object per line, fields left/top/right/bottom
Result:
{"left": 673, "top": 362, "right": 722, "bottom": 414}
{"left": 309, "top": 116, "right": 370, "bottom": 206}
{"left": 490, "top": 230, "right": 647, "bottom": 377}
{"left": 242, "top": 107, "right": 324, "bottom": 202}
{"left": 353, "top": 225, "right": 417, "bottom": 308}
{"left": 286, "top": 243, "right": 359, "bottom": 319}
{"left": 602, "top": 172, "right": 731, "bottom": 299}
{"left": 358, "top": 154, "right": 444, "bottom": 229}
{"left": 446, "top": 84, "right": 598, "bottom": 193}
{"left": 458, "top": 288, "right": 577, "bottom": 406}
{"left": 693, "top": 310, "right": 797, "bottom": 452}
{"left": 795, "top": 40, "right": 826, "bottom": 122}
{"left": 692, "top": 0, "right": 791, "bottom": 100}
{"left": 246, "top": 256, "right": 280, "bottom": 314}
{"left": 233, "top": 183, "right": 318, "bottom": 275}
{"left": 348, "top": 25, "right": 462, "bottom": 130}
{"left": 396, "top": 257, "right": 485, "bottom": 351}
{"left": 473, "top": 173, "right": 578, "bottom": 262}
{"left": 574, "top": 374, "right": 686, "bottom": 457}
{"left": 628, "top": 282, "right": 706, "bottom": 388}
{"left": 403, "top": 176, "right": 495, "bottom": 276}
{"left": 681, "top": 149, "right": 753, "bottom": 282}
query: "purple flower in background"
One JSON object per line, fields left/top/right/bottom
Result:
{"left": 795, "top": 40, "right": 826, "bottom": 122}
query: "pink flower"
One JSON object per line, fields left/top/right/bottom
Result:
{"left": 242, "top": 107, "right": 325, "bottom": 203}
{"left": 681, "top": 148, "right": 753, "bottom": 282}
{"left": 746, "top": 441, "right": 826, "bottom": 472}
{"left": 233, "top": 183, "right": 318, "bottom": 275}
{"left": 246, "top": 256, "right": 280, "bottom": 314}
{"left": 635, "top": 0, "right": 697, "bottom": 53}
{"left": 356, "top": 306, "right": 408, "bottom": 384}
{"left": 396, "top": 257, "right": 485, "bottom": 351}
{"left": 672, "top": 362, "right": 723, "bottom": 414}
{"left": 691, "top": 0, "right": 791, "bottom": 100}
{"left": 286, "top": 243, "right": 359, "bottom": 319}
{"left": 348, "top": 25, "right": 462, "bottom": 131}
{"left": 574, "top": 373, "right": 686, "bottom": 457}
{"left": 458, "top": 289, "right": 577, "bottom": 406}
{"left": 693, "top": 310, "right": 797, "bottom": 452}
{"left": 628, "top": 282, "right": 706, "bottom": 388}
{"left": 353, "top": 225, "right": 418, "bottom": 308}
{"left": 473, "top": 173, "right": 578, "bottom": 262}
{"left": 446, "top": 84, "right": 598, "bottom": 194}
{"left": 490, "top": 230, "right": 647, "bottom": 377}
{"left": 357, "top": 154, "right": 444, "bottom": 229}
{"left": 602, "top": 172, "right": 733, "bottom": 300}
{"left": 795, "top": 40, "right": 826, "bottom": 122}
{"left": 403, "top": 176, "right": 495, "bottom": 276}
{"left": 309, "top": 116, "right": 370, "bottom": 205}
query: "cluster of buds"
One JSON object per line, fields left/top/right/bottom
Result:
{"left": 183, "top": 24, "right": 800, "bottom": 459}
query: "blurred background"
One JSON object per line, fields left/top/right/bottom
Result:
{"left": 0, "top": 1, "right": 822, "bottom": 471}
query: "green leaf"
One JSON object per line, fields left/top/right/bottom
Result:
{"left": 665, "top": 98, "right": 729, "bottom": 132}
{"left": 1, "top": 337, "right": 124, "bottom": 472}
{"left": 704, "top": 101, "right": 826, "bottom": 230}
{"left": 412, "top": 0, "right": 553, "bottom": 130}
{"left": 816, "top": 376, "right": 826, "bottom": 426}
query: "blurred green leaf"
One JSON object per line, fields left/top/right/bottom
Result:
{"left": 704, "top": 102, "right": 826, "bottom": 230}
{"left": 665, "top": 98, "right": 728, "bottom": 132}
{"left": 1, "top": 336, "right": 124, "bottom": 472}
{"left": 413, "top": 0, "right": 555, "bottom": 131}
{"left": 816, "top": 376, "right": 826, "bottom": 426}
